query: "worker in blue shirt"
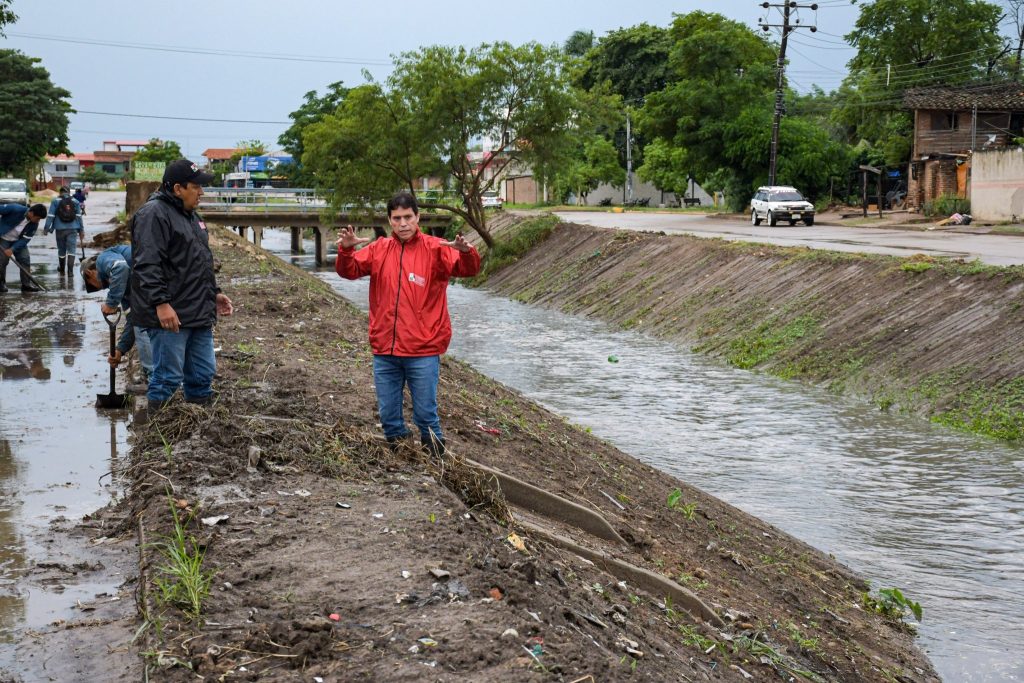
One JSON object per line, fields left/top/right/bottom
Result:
{"left": 80, "top": 245, "right": 154, "bottom": 376}
{"left": 0, "top": 203, "right": 47, "bottom": 293}
{"left": 43, "top": 186, "right": 85, "bottom": 278}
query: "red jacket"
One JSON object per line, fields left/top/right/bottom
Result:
{"left": 336, "top": 229, "right": 481, "bottom": 356}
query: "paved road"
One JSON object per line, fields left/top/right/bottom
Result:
{"left": 554, "top": 211, "right": 1024, "bottom": 267}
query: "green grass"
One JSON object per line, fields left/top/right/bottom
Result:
{"left": 150, "top": 499, "right": 215, "bottom": 623}
{"left": 727, "top": 314, "right": 820, "bottom": 369}
{"left": 467, "top": 214, "right": 559, "bottom": 285}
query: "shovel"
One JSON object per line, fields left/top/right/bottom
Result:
{"left": 96, "top": 310, "right": 128, "bottom": 409}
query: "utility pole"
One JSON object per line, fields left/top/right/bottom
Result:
{"left": 625, "top": 109, "right": 633, "bottom": 204}
{"left": 759, "top": 1, "right": 818, "bottom": 186}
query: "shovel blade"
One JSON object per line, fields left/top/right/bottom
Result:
{"left": 96, "top": 392, "right": 129, "bottom": 409}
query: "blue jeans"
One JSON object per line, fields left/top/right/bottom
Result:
{"left": 55, "top": 230, "right": 79, "bottom": 258}
{"left": 372, "top": 354, "right": 442, "bottom": 443}
{"left": 146, "top": 327, "right": 216, "bottom": 403}
{"left": 0, "top": 241, "right": 32, "bottom": 288}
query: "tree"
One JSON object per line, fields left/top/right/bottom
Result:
{"left": 278, "top": 81, "right": 349, "bottom": 186}
{"left": 553, "top": 136, "right": 621, "bottom": 204}
{"left": 0, "top": 0, "right": 16, "bottom": 37}
{"left": 636, "top": 12, "right": 778, "bottom": 208}
{"left": 563, "top": 30, "right": 595, "bottom": 58}
{"left": 80, "top": 165, "right": 112, "bottom": 187}
{"left": 302, "top": 42, "right": 580, "bottom": 248}
{"left": 575, "top": 24, "right": 672, "bottom": 171}
{"left": 133, "top": 138, "right": 183, "bottom": 163}
{"left": 0, "top": 50, "right": 72, "bottom": 174}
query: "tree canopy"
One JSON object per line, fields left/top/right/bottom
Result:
{"left": 133, "top": 138, "right": 184, "bottom": 163}
{"left": 0, "top": 0, "right": 15, "bottom": 37}
{"left": 0, "top": 50, "right": 72, "bottom": 174}
{"left": 302, "top": 42, "right": 580, "bottom": 247}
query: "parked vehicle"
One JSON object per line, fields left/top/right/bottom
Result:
{"left": 481, "top": 191, "right": 503, "bottom": 209}
{"left": 0, "top": 178, "right": 29, "bottom": 205}
{"left": 750, "top": 186, "right": 815, "bottom": 226}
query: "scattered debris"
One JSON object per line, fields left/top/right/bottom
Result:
{"left": 506, "top": 532, "right": 527, "bottom": 552}
{"left": 200, "top": 515, "right": 229, "bottom": 527}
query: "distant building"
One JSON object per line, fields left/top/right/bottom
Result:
{"left": 42, "top": 154, "right": 82, "bottom": 188}
{"left": 202, "top": 148, "right": 240, "bottom": 167}
{"left": 101, "top": 140, "right": 149, "bottom": 153}
{"left": 903, "top": 82, "right": 1024, "bottom": 209}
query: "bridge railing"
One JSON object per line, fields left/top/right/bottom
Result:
{"left": 199, "top": 187, "right": 327, "bottom": 213}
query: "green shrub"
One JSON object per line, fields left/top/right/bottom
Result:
{"left": 467, "top": 215, "right": 559, "bottom": 284}
{"left": 923, "top": 193, "right": 970, "bottom": 217}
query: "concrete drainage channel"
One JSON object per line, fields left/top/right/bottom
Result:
{"left": 464, "top": 457, "right": 724, "bottom": 628}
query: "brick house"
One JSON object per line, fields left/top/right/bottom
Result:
{"left": 903, "top": 83, "right": 1024, "bottom": 209}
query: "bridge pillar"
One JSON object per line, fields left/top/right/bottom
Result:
{"left": 314, "top": 227, "right": 327, "bottom": 266}
{"left": 252, "top": 227, "right": 263, "bottom": 249}
{"left": 373, "top": 225, "right": 387, "bottom": 239}
{"left": 290, "top": 226, "right": 303, "bottom": 254}
{"left": 236, "top": 226, "right": 246, "bottom": 238}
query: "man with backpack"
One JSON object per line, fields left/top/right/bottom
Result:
{"left": 44, "top": 186, "right": 84, "bottom": 278}
{"left": 0, "top": 203, "right": 48, "bottom": 293}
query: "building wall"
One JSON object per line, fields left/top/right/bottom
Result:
{"left": 504, "top": 175, "right": 538, "bottom": 205}
{"left": 972, "top": 147, "right": 1024, "bottom": 222}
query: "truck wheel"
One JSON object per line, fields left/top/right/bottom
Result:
{"left": 804, "top": 216, "right": 814, "bottom": 226}
{"left": 768, "top": 211, "right": 777, "bottom": 227}
{"left": 751, "top": 210, "right": 761, "bottom": 226}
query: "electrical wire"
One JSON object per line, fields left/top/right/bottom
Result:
{"left": 73, "top": 110, "right": 290, "bottom": 124}
{"left": 4, "top": 32, "right": 393, "bottom": 67}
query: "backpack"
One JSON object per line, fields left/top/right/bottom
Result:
{"left": 57, "top": 196, "right": 77, "bottom": 223}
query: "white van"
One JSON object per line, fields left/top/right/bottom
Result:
{"left": 0, "top": 178, "right": 29, "bottom": 205}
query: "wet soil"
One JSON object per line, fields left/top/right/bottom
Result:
{"left": 50, "top": 227, "right": 938, "bottom": 681}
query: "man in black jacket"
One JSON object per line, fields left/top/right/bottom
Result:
{"left": 130, "top": 159, "right": 233, "bottom": 407}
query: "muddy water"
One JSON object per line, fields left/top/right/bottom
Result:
{"left": 0, "top": 192, "right": 130, "bottom": 664}
{"left": 264, "top": 229, "right": 1022, "bottom": 683}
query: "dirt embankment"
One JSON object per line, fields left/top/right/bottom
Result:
{"left": 481, "top": 222, "right": 1024, "bottom": 441}
{"left": 43, "top": 227, "right": 937, "bottom": 682}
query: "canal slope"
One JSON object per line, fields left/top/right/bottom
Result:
{"left": 102, "top": 227, "right": 934, "bottom": 681}
{"left": 479, "top": 221, "right": 1024, "bottom": 442}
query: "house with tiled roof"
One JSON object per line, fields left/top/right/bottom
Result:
{"left": 202, "top": 148, "right": 241, "bottom": 167}
{"left": 903, "top": 82, "right": 1024, "bottom": 209}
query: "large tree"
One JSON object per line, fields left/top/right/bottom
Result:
{"left": 0, "top": 50, "right": 72, "bottom": 174}
{"left": 637, "top": 12, "right": 778, "bottom": 207}
{"left": 133, "top": 138, "right": 183, "bottom": 163}
{"left": 277, "top": 81, "right": 349, "bottom": 187}
{"left": 302, "top": 42, "right": 579, "bottom": 247}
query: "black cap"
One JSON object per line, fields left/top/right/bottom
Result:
{"left": 162, "top": 159, "right": 215, "bottom": 187}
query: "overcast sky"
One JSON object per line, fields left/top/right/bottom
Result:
{"left": 3, "top": 0, "right": 861, "bottom": 161}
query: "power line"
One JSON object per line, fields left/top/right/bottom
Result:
{"left": 74, "top": 110, "right": 290, "bottom": 125}
{"left": 5, "top": 32, "right": 393, "bottom": 67}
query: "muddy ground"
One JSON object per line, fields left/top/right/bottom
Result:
{"left": 482, "top": 221, "right": 1024, "bottom": 442}
{"left": 9, "top": 225, "right": 939, "bottom": 682}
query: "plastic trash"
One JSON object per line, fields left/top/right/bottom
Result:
{"left": 608, "top": 355, "right": 619, "bottom": 363}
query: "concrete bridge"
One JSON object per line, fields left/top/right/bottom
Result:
{"left": 196, "top": 188, "right": 452, "bottom": 265}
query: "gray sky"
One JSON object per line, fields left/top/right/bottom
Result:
{"left": 3, "top": 0, "right": 860, "bottom": 161}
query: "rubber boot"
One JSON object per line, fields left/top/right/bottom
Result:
{"left": 66, "top": 255, "right": 75, "bottom": 278}
{"left": 422, "top": 436, "right": 447, "bottom": 457}
{"left": 58, "top": 256, "right": 66, "bottom": 277}
{"left": 185, "top": 395, "right": 212, "bottom": 406}
{"left": 0, "top": 278, "right": 7, "bottom": 294}
{"left": 386, "top": 433, "right": 413, "bottom": 453}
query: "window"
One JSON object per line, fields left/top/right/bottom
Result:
{"left": 55, "top": 164, "right": 68, "bottom": 172}
{"left": 102, "top": 164, "right": 117, "bottom": 173}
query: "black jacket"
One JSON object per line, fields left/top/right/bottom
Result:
{"left": 129, "top": 189, "right": 220, "bottom": 329}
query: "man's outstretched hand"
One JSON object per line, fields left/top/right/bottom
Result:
{"left": 442, "top": 233, "right": 472, "bottom": 252}
{"left": 336, "top": 226, "right": 371, "bottom": 250}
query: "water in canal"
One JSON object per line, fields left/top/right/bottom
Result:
{"left": 267, "top": 229, "right": 1023, "bottom": 682}
{"left": 0, "top": 193, "right": 129, "bottom": 667}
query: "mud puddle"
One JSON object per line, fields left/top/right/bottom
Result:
{"left": 0, "top": 192, "right": 137, "bottom": 679}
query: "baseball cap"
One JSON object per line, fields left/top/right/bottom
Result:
{"left": 162, "top": 159, "right": 215, "bottom": 187}
{"left": 79, "top": 254, "right": 100, "bottom": 292}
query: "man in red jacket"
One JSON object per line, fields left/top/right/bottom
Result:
{"left": 336, "top": 192, "right": 480, "bottom": 454}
